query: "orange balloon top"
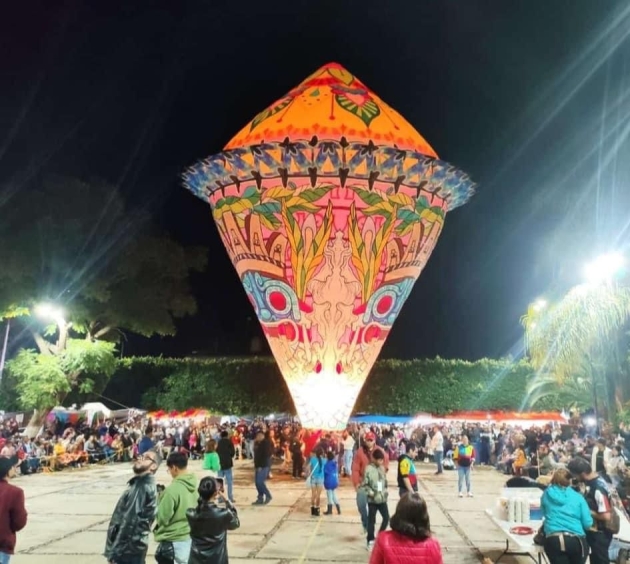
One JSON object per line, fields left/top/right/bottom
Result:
{"left": 224, "top": 62, "right": 438, "bottom": 157}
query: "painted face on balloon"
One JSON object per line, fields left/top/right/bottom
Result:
{"left": 184, "top": 63, "right": 474, "bottom": 429}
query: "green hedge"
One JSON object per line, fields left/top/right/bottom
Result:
{"left": 99, "top": 356, "right": 560, "bottom": 415}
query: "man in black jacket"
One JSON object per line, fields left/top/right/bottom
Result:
{"left": 105, "top": 450, "right": 159, "bottom": 564}
{"left": 216, "top": 430, "right": 235, "bottom": 503}
{"left": 252, "top": 432, "right": 273, "bottom": 505}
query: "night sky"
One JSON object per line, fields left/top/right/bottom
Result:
{"left": 2, "top": 1, "right": 630, "bottom": 361}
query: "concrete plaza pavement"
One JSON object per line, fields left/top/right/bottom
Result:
{"left": 11, "top": 458, "right": 535, "bottom": 564}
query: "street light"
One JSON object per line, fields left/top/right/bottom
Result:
{"left": 532, "top": 299, "right": 547, "bottom": 312}
{"left": 583, "top": 252, "right": 625, "bottom": 284}
{"left": 34, "top": 302, "right": 69, "bottom": 352}
{"left": 34, "top": 303, "right": 65, "bottom": 325}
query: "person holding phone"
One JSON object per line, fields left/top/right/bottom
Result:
{"left": 186, "top": 477, "right": 240, "bottom": 564}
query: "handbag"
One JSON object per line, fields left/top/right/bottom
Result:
{"left": 155, "top": 540, "right": 175, "bottom": 564}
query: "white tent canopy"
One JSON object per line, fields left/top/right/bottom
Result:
{"left": 81, "top": 402, "right": 111, "bottom": 420}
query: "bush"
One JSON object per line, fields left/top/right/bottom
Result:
{"left": 99, "top": 355, "right": 562, "bottom": 415}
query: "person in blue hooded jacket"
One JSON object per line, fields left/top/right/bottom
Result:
{"left": 323, "top": 451, "right": 341, "bottom": 515}
{"left": 541, "top": 468, "right": 593, "bottom": 564}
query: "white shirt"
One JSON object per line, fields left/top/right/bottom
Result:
{"left": 431, "top": 431, "right": 444, "bottom": 452}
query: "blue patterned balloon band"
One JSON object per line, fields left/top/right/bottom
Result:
{"left": 183, "top": 137, "right": 475, "bottom": 212}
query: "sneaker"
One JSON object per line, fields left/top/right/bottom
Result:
{"left": 252, "top": 499, "right": 264, "bottom": 505}
{"left": 263, "top": 496, "right": 272, "bottom": 504}
{"left": 458, "top": 492, "right": 464, "bottom": 498}
{"left": 467, "top": 492, "right": 474, "bottom": 497}
{"left": 367, "top": 541, "right": 375, "bottom": 552}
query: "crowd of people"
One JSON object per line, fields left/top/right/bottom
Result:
{"left": 2, "top": 411, "right": 630, "bottom": 563}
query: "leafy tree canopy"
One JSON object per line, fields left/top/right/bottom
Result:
{"left": 7, "top": 339, "right": 117, "bottom": 410}
{"left": 0, "top": 175, "right": 207, "bottom": 341}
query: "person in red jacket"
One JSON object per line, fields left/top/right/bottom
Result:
{"left": 369, "top": 492, "right": 443, "bottom": 564}
{"left": 0, "top": 456, "right": 28, "bottom": 563}
{"left": 352, "top": 431, "right": 389, "bottom": 534}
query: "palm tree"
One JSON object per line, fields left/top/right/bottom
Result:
{"left": 524, "top": 368, "right": 603, "bottom": 412}
{"left": 521, "top": 283, "right": 630, "bottom": 417}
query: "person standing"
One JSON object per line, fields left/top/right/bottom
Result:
{"left": 430, "top": 427, "right": 444, "bottom": 475}
{"left": 105, "top": 451, "right": 159, "bottom": 564}
{"left": 0, "top": 457, "right": 27, "bottom": 564}
{"left": 397, "top": 442, "right": 418, "bottom": 498}
{"left": 453, "top": 435, "right": 475, "bottom": 498}
{"left": 252, "top": 431, "right": 273, "bottom": 505}
{"left": 567, "top": 458, "right": 614, "bottom": 564}
{"left": 308, "top": 448, "right": 326, "bottom": 516}
{"left": 290, "top": 431, "right": 304, "bottom": 480}
{"left": 154, "top": 452, "right": 199, "bottom": 564}
{"left": 186, "top": 477, "right": 240, "bottom": 564}
{"left": 342, "top": 431, "right": 356, "bottom": 477}
{"left": 216, "top": 431, "right": 236, "bottom": 503}
{"left": 361, "top": 449, "right": 389, "bottom": 552}
{"left": 202, "top": 440, "right": 220, "bottom": 477}
{"left": 324, "top": 451, "right": 341, "bottom": 515}
{"left": 352, "top": 432, "right": 389, "bottom": 534}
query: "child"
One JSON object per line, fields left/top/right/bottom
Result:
{"left": 361, "top": 448, "right": 389, "bottom": 551}
{"left": 323, "top": 451, "right": 341, "bottom": 515}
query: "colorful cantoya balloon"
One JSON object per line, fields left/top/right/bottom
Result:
{"left": 184, "top": 62, "right": 474, "bottom": 429}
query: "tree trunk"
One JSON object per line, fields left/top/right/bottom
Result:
{"left": 24, "top": 408, "right": 50, "bottom": 438}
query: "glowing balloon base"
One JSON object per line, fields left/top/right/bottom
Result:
{"left": 287, "top": 371, "right": 362, "bottom": 430}
{"left": 183, "top": 62, "right": 474, "bottom": 430}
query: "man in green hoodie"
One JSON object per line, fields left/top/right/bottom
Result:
{"left": 155, "top": 452, "right": 198, "bottom": 564}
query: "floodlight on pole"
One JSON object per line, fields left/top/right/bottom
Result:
{"left": 583, "top": 252, "right": 625, "bottom": 284}
{"left": 34, "top": 303, "right": 65, "bottom": 325}
{"left": 532, "top": 299, "right": 547, "bottom": 312}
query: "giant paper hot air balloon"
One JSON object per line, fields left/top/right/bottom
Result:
{"left": 184, "top": 63, "right": 475, "bottom": 430}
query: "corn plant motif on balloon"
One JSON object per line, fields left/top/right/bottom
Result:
{"left": 184, "top": 62, "right": 475, "bottom": 430}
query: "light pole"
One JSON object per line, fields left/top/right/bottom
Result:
{"left": 0, "top": 320, "right": 10, "bottom": 385}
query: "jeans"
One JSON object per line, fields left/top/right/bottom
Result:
{"left": 586, "top": 530, "right": 612, "bottom": 564}
{"left": 543, "top": 534, "right": 588, "bottom": 564}
{"left": 173, "top": 539, "right": 192, "bottom": 564}
{"left": 367, "top": 503, "right": 389, "bottom": 543}
{"left": 0, "top": 552, "right": 10, "bottom": 564}
{"left": 218, "top": 468, "right": 234, "bottom": 501}
{"left": 343, "top": 450, "right": 353, "bottom": 475}
{"left": 356, "top": 488, "right": 369, "bottom": 529}
{"left": 255, "top": 467, "right": 272, "bottom": 501}
{"left": 326, "top": 488, "right": 339, "bottom": 504}
{"left": 458, "top": 466, "right": 471, "bottom": 493}
{"left": 434, "top": 450, "right": 443, "bottom": 473}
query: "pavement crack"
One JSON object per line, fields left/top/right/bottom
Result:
{"left": 23, "top": 517, "right": 111, "bottom": 554}
{"left": 246, "top": 490, "right": 308, "bottom": 559}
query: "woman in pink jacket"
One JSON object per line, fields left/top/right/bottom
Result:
{"left": 369, "top": 493, "right": 443, "bottom": 564}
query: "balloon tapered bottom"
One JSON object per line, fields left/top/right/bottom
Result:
{"left": 286, "top": 371, "right": 362, "bottom": 431}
